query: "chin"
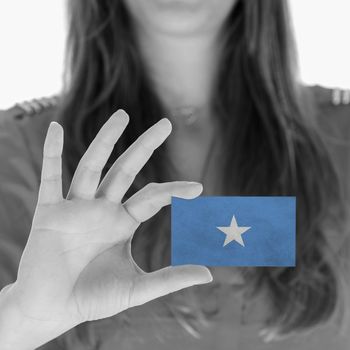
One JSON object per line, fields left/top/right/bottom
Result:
{"left": 124, "top": 0, "right": 237, "bottom": 36}
{"left": 152, "top": 15, "right": 212, "bottom": 37}
{"left": 146, "top": 2, "right": 215, "bottom": 36}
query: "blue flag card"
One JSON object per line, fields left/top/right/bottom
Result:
{"left": 171, "top": 196, "right": 296, "bottom": 267}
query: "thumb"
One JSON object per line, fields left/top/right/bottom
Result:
{"left": 130, "top": 265, "right": 213, "bottom": 307}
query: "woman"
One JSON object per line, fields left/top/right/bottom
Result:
{"left": 0, "top": 0, "right": 349, "bottom": 349}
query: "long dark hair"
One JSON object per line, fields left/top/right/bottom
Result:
{"left": 57, "top": 0, "right": 348, "bottom": 345}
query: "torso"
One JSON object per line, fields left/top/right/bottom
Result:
{"left": 1, "top": 86, "right": 350, "bottom": 349}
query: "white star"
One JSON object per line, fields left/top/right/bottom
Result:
{"left": 217, "top": 215, "right": 251, "bottom": 247}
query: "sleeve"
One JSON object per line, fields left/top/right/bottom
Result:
{"left": 0, "top": 115, "right": 41, "bottom": 289}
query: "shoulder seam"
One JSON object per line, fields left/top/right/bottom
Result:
{"left": 14, "top": 95, "right": 60, "bottom": 117}
{"left": 310, "top": 84, "right": 350, "bottom": 107}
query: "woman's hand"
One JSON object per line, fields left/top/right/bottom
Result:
{"left": 0, "top": 110, "right": 212, "bottom": 349}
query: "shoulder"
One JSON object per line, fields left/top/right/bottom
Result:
{"left": 304, "top": 85, "right": 350, "bottom": 202}
{"left": 0, "top": 95, "right": 60, "bottom": 147}
{"left": 0, "top": 96, "right": 73, "bottom": 197}
{"left": 0, "top": 95, "right": 59, "bottom": 125}
{"left": 0, "top": 96, "right": 61, "bottom": 182}
{"left": 304, "top": 84, "right": 350, "bottom": 140}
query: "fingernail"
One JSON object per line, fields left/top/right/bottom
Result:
{"left": 199, "top": 268, "right": 213, "bottom": 283}
{"left": 48, "top": 121, "right": 63, "bottom": 137}
{"left": 207, "top": 273, "right": 213, "bottom": 283}
{"left": 188, "top": 182, "right": 203, "bottom": 194}
{"left": 49, "top": 121, "right": 61, "bottom": 129}
{"left": 113, "top": 110, "right": 129, "bottom": 123}
{"left": 158, "top": 118, "right": 172, "bottom": 132}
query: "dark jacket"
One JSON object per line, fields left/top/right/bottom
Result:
{"left": 0, "top": 86, "right": 349, "bottom": 350}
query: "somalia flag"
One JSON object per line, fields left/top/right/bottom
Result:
{"left": 171, "top": 196, "right": 296, "bottom": 267}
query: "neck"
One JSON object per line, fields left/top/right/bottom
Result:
{"left": 135, "top": 28, "right": 220, "bottom": 117}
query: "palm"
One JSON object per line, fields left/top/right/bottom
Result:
{"left": 71, "top": 241, "right": 139, "bottom": 321}
{"left": 20, "top": 198, "right": 138, "bottom": 320}
{"left": 54, "top": 198, "right": 142, "bottom": 321}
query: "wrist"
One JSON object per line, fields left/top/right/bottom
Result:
{"left": 0, "top": 282, "right": 71, "bottom": 349}
{"left": 0, "top": 283, "right": 34, "bottom": 349}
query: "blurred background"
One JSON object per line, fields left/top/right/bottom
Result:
{"left": 0, "top": 0, "right": 349, "bottom": 109}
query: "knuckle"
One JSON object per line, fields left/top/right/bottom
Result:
{"left": 143, "top": 182, "right": 159, "bottom": 191}
{"left": 79, "top": 163, "right": 101, "bottom": 174}
{"left": 136, "top": 135, "right": 155, "bottom": 153}
{"left": 141, "top": 142, "right": 154, "bottom": 154}
{"left": 161, "top": 268, "right": 172, "bottom": 283}
{"left": 43, "top": 154, "right": 60, "bottom": 161}
{"left": 146, "top": 200, "right": 160, "bottom": 213}
{"left": 43, "top": 174, "right": 61, "bottom": 182}
{"left": 95, "top": 134, "right": 114, "bottom": 149}
{"left": 116, "top": 165, "right": 135, "bottom": 181}
{"left": 43, "top": 141, "right": 61, "bottom": 156}
{"left": 139, "top": 183, "right": 161, "bottom": 203}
